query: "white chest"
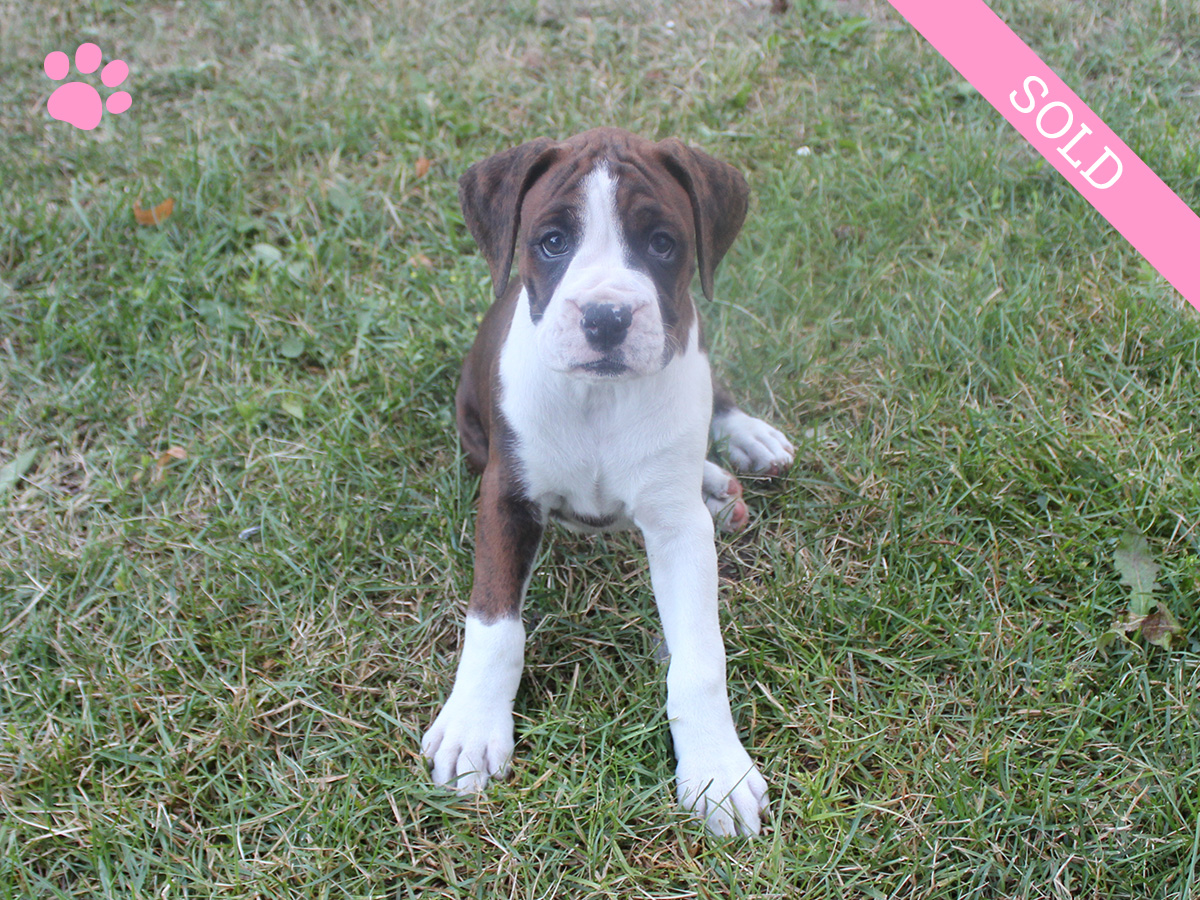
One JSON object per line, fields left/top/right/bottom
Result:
{"left": 498, "top": 292, "right": 712, "bottom": 530}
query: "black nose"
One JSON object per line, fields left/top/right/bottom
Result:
{"left": 581, "top": 304, "right": 633, "bottom": 351}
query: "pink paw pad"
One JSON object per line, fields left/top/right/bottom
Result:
{"left": 723, "top": 478, "right": 750, "bottom": 531}
{"left": 704, "top": 465, "right": 751, "bottom": 533}
{"left": 43, "top": 42, "right": 131, "bottom": 131}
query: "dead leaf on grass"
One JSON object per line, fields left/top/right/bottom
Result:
{"left": 134, "top": 196, "right": 176, "bottom": 226}
{"left": 150, "top": 446, "right": 187, "bottom": 484}
{"left": 1141, "top": 605, "right": 1182, "bottom": 650}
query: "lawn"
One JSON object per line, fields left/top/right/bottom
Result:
{"left": 1, "top": 0, "right": 1199, "bottom": 897}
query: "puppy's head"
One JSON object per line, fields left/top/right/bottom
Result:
{"left": 459, "top": 128, "right": 749, "bottom": 379}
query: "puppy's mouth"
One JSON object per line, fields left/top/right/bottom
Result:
{"left": 574, "top": 357, "right": 630, "bottom": 377}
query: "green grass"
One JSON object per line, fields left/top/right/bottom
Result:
{"left": 2, "top": 0, "right": 1200, "bottom": 896}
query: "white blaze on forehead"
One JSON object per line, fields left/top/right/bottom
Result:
{"left": 574, "top": 164, "right": 627, "bottom": 272}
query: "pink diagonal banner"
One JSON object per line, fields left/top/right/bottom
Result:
{"left": 887, "top": 0, "right": 1200, "bottom": 312}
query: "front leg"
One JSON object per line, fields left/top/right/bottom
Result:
{"left": 637, "top": 499, "right": 768, "bottom": 836}
{"left": 422, "top": 461, "right": 544, "bottom": 793}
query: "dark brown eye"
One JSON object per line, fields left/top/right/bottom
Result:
{"left": 539, "top": 231, "right": 570, "bottom": 258}
{"left": 648, "top": 232, "right": 675, "bottom": 259}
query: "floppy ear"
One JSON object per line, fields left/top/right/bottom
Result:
{"left": 458, "top": 138, "right": 561, "bottom": 298}
{"left": 655, "top": 139, "right": 750, "bottom": 301}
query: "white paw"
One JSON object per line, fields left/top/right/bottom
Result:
{"left": 711, "top": 409, "right": 794, "bottom": 476}
{"left": 702, "top": 461, "right": 749, "bottom": 532}
{"left": 676, "top": 743, "right": 769, "bottom": 836}
{"left": 421, "top": 698, "right": 515, "bottom": 793}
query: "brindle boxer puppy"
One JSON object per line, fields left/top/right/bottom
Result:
{"left": 422, "top": 128, "right": 793, "bottom": 836}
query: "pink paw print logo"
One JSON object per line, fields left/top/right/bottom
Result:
{"left": 43, "top": 43, "right": 131, "bottom": 131}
